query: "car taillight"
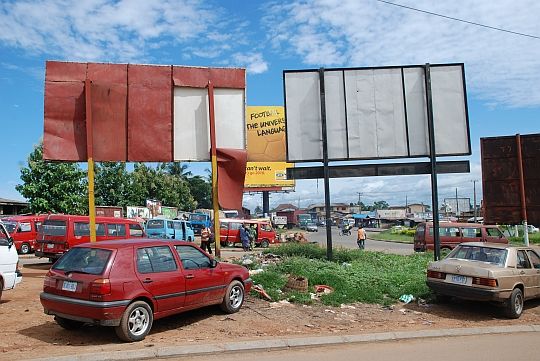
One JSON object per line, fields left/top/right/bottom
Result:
{"left": 427, "top": 270, "right": 446, "bottom": 279}
{"left": 472, "top": 277, "right": 498, "bottom": 287}
{"left": 63, "top": 242, "right": 69, "bottom": 250}
{"left": 90, "top": 279, "right": 111, "bottom": 298}
{"left": 43, "top": 271, "right": 55, "bottom": 289}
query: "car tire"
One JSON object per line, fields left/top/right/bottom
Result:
{"left": 504, "top": 288, "right": 524, "bottom": 319}
{"left": 0, "top": 279, "right": 3, "bottom": 301}
{"left": 20, "top": 243, "right": 31, "bottom": 255}
{"left": 55, "top": 316, "right": 84, "bottom": 330}
{"left": 260, "top": 239, "right": 270, "bottom": 248}
{"left": 220, "top": 280, "right": 244, "bottom": 314}
{"left": 115, "top": 301, "right": 153, "bottom": 342}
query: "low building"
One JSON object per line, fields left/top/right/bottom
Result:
{"left": 0, "top": 197, "right": 29, "bottom": 216}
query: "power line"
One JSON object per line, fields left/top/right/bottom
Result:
{"left": 375, "top": 0, "right": 540, "bottom": 40}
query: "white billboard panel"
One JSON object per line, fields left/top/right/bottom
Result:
{"left": 284, "top": 64, "right": 470, "bottom": 162}
{"left": 173, "top": 87, "right": 246, "bottom": 161}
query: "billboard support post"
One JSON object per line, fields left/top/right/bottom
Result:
{"left": 262, "top": 191, "right": 269, "bottom": 217}
{"left": 425, "top": 64, "right": 441, "bottom": 261}
{"left": 85, "top": 79, "right": 97, "bottom": 243}
{"left": 319, "top": 68, "right": 333, "bottom": 261}
{"left": 516, "top": 134, "right": 529, "bottom": 246}
{"left": 208, "top": 81, "right": 221, "bottom": 257}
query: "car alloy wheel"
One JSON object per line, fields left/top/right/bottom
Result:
{"left": 115, "top": 301, "right": 153, "bottom": 342}
{"left": 220, "top": 280, "right": 244, "bottom": 313}
{"left": 20, "top": 243, "right": 30, "bottom": 254}
{"left": 128, "top": 307, "right": 150, "bottom": 336}
{"left": 505, "top": 288, "right": 524, "bottom": 319}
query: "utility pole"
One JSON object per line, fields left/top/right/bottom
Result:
{"left": 455, "top": 188, "right": 459, "bottom": 218}
{"left": 357, "top": 192, "right": 363, "bottom": 212}
{"left": 472, "top": 180, "right": 478, "bottom": 223}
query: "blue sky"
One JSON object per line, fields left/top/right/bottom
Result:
{"left": 0, "top": 0, "right": 539, "bottom": 212}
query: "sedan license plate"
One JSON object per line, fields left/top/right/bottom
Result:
{"left": 46, "top": 243, "right": 55, "bottom": 249}
{"left": 62, "top": 281, "right": 78, "bottom": 292}
{"left": 450, "top": 275, "right": 467, "bottom": 284}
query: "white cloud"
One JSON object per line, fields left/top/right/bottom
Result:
{"left": 263, "top": 0, "right": 540, "bottom": 107}
{"left": 231, "top": 52, "right": 269, "bottom": 74}
{"left": 0, "top": 0, "right": 230, "bottom": 62}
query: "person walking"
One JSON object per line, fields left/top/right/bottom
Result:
{"left": 357, "top": 224, "right": 366, "bottom": 249}
{"left": 239, "top": 223, "right": 250, "bottom": 251}
{"left": 200, "top": 225, "right": 213, "bottom": 254}
{"left": 247, "top": 224, "right": 257, "bottom": 251}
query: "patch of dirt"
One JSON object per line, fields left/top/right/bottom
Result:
{"left": 1, "top": 260, "right": 539, "bottom": 361}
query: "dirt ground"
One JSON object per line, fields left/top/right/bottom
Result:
{"left": 1, "top": 259, "right": 540, "bottom": 361}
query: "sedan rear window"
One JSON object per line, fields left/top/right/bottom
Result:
{"left": 447, "top": 245, "right": 507, "bottom": 266}
{"left": 53, "top": 248, "right": 112, "bottom": 275}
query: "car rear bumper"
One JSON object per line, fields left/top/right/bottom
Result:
{"left": 244, "top": 278, "right": 253, "bottom": 293}
{"left": 426, "top": 279, "right": 503, "bottom": 302}
{"left": 40, "top": 292, "right": 129, "bottom": 326}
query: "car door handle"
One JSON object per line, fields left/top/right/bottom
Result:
{"left": 185, "top": 274, "right": 195, "bottom": 279}
{"left": 143, "top": 278, "right": 153, "bottom": 283}
{"left": 520, "top": 271, "right": 526, "bottom": 275}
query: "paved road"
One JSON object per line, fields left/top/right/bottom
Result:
{"left": 304, "top": 227, "right": 414, "bottom": 255}
{"left": 163, "top": 332, "right": 539, "bottom": 361}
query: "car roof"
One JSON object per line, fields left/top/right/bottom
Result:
{"left": 459, "top": 242, "right": 519, "bottom": 250}
{"left": 43, "top": 214, "right": 140, "bottom": 223}
{"left": 422, "top": 222, "right": 498, "bottom": 227}
{"left": 74, "top": 238, "right": 195, "bottom": 250}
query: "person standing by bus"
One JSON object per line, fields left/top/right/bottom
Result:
{"left": 239, "top": 223, "right": 250, "bottom": 251}
{"left": 200, "top": 225, "right": 212, "bottom": 254}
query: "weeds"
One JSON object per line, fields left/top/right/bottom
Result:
{"left": 252, "top": 243, "right": 432, "bottom": 306}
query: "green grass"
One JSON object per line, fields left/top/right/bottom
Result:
{"left": 369, "top": 229, "right": 414, "bottom": 243}
{"left": 509, "top": 232, "right": 540, "bottom": 245}
{"left": 251, "top": 243, "right": 432, "bottom": 306}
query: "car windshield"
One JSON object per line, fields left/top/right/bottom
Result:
{"left": 446, "top": 245, "right": 507, "bottom": 266}
{"left": 146, "top": 220, "right": 164, "bottom": 229}
{"left": 53, "top": 247, "right": 112, "bottom": 275}
{"left": 42, "top": 220, "right": 67, "bottom": 236}
{"left": 189, "top": 214, "right": 207, "bottom": 222}
{"left": 3, "top": 221, "right": 17, "bottom": 233}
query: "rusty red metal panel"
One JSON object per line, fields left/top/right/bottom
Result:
{"left": 88, "top": 63, "right": 128, "bottom": 161}
{"left": 43, "top": 81, "right": 87, "bottom": 161}
{"left": 46, "top": 61, "right": 87, "bottom": 82}
{"left": 172, "top": 66, "right": 210, "bottom": 88}
{"left": 481, "top": 134, "right": 540, "bottom": 225}
{"left": 217, "top": 148, "right": 247, "bottom": 210}
{"left": 172, "top": 66, "right": 246, "bottom": 88}
{"left": 209, "top": 68, "right": 245, "bottom": 89}
{"left": 127, "top": 64, "right": 173, "bottom": 161}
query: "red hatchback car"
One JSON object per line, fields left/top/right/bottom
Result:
{"left": 40, "top": 239, "right": 252, "bottom": 342}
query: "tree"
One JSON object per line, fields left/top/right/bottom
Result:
{"left": 372, "top": 200, "right": 389, "bottom": 210}
{"left": 16, "top": 143, "right": 88, "bottom": 214}
{"left": 95, "top": 162, "right": 130, "bottom": 207}
{"left": 187, "top": 176, "right": 212, "bottom": 209}
{"left": 254, "top": 206, "right": 263, "bottom": 214}
{"left": 161, "top": 162, "right": 192, "bottom": 179}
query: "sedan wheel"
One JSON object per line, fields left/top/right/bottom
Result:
{"left": 505, "top": 288, "right": 524, "bottom": 319}
{"left": 220, "top": 280, "right": 244, "bottom": 313}
{"left": 260, "top": 239, "right": 270, "bottom": 248}
{"left": 115, "top": 301, "right": 153, "bottom": 342}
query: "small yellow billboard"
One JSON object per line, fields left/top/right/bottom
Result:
{"left": 246, "top": 106, "right": 286, "bottom": 162}
{"left": 244, "top": 162, "right": 294, "bottom": 189}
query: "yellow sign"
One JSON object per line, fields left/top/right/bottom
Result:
{"left": 244, "top": 162, "right": 295, "bottom": 188}
{"left": 246, "top": 106, "right": 286, "bottom": 162}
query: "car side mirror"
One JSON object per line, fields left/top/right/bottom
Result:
{"left": 7, "top": 237, "right": 14, "bottom": 249}
{"left": 211, "top": 259, "right": 218, "bottom": 268}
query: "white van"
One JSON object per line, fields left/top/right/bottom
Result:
{"left": 0, "top": 221, "right": 22, "bottom": 301}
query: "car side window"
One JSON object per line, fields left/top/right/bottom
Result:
{"left": 136, "top": 246, "right": 177, "bottom": 274}
{"left": 129, "top": 224, "right": 144, "bottom": 237}
{"left": 175, "top": 245, "right": 212, "bottom": 270}
{"left": 173, "top": 222, "right": 182, "bottom": 230}
{"left": 486, "top": 227, "right": 502, "bottom": 237}
{"left": 462, "top": 228, "right": 481, "bottom": 238}
{"left": 230, "top": 222, "right": 241, "bottom": 230}
{"left": 167, "top": 221, "right": 174, "bottom": 229}
{"left": 19, "top": 222, "right": 32, "bottom": 232}
{"left": 526, "top": 250, "right": 540, "bottom": 269}
{"left": 107, "top": 224, "right": 126, "bottom": 236}
{"left": 516, "top": 250, "right": 531, "bottom": 269}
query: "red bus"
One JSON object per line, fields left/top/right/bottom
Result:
{"left": 3, "top": 215, "right": 46, "bottom": 254}
{"left": 219, "top": 218, "right": 278, "bottom": 248}
{"left": 35, "top": 214, "right": 145, "bottom": 261}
